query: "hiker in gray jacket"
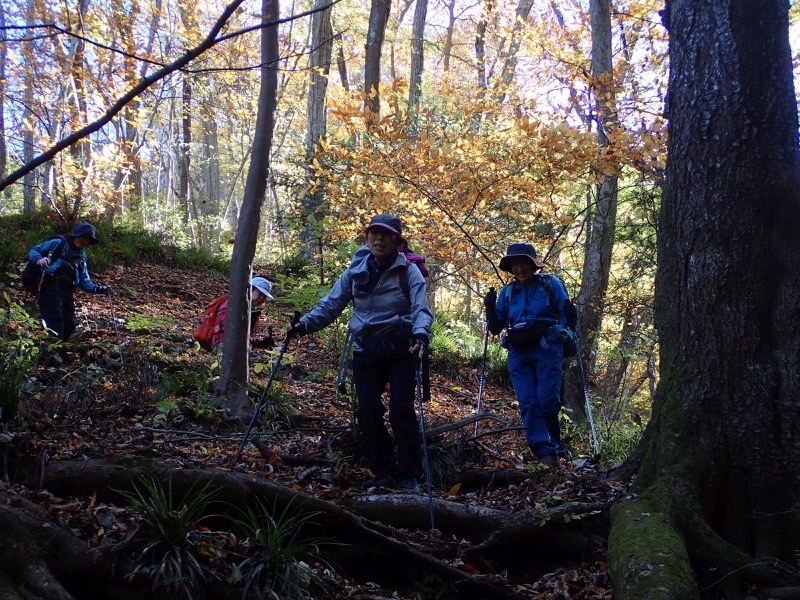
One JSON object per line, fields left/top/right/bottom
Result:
{"left": 289, "top": 214, "right": 433, "bottom": 492}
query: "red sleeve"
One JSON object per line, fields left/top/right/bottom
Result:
{"left": 211, "top": 296, "right": 229, "bottom": 347}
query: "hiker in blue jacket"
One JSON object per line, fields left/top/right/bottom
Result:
{"left": 288, "top": 214, "right": 433, "bottom": 491}
{"left": 27, "top": 222, "right": 109, "bottom": 341}
{"left": 484, "top": 242, "right": 575, "bottom": 471}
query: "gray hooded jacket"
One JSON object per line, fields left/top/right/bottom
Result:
{"left": 300, "top": 247, "right": 432, "bottom": 349}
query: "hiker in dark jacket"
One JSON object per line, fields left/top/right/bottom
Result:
{"left": 484, "top": 242, "right": 574, "bottom": 471}
{"left": 288, "top": 214, "right": 433, "bottom": 492}
{"left": 27, "top": 222, "right": 109, "bottom": 341}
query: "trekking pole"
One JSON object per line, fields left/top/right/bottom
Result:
{"left": 473, "top": 313, "right": 492, "bottom": 437}
{"left": 233, "top": 311, "right": 301, "bottom": 466}
{"left": 573, "top": 331, "right": 600, "bottom": 459}
{"left": 416, "top": 362, "right": 436, "bottom": 531}
{"left": 33, "top": 251, "right": 54, "bottom": 301}
{"left": 106, "top": 289, "right": 124, "bottom": 365}
{"left": 335, "top": 330, "right": 353, "bottom": 399}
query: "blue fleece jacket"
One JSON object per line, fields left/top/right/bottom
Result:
{"left": 28, "top": 237, "right": 100, "bottom": 293}
{"left": 487, "top": 274, "right": 570, "bottom": 336}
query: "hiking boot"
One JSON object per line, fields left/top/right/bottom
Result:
{"left": 366, "top": 474, "right": 396, "bottom": 490}
{"left": 540, "top": 454, "right": 563, "bottom": 472}
{"left": 398, "top": 478, "right": 421, "bottom": 493}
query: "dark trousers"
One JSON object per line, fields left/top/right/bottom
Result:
{"left": 352, "top": 352, "right": 422, "bottom": 480}
{"left": 37, "top": 280, "right": 76, "bottom": 341}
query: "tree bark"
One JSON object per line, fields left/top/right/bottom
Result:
{"left": 472, "top": 0, "right": 493, "bottom": 131}
{"left": 442, "top": 0, "right": 456, "bottom": 72}
{"left": 608, "top": 1, "right": 800, "bottom": 597}
{"left": 407, "top": 0, "right": 428, "bottom": 114}
{"left": 22, "top": 0, "right": 37, "bottom": 213}
{"left": 564, "top": 0, "right": 619, "bottom": 420}
{"left": 0, "top": 0, "right": 6, "bottom": 181}
{"left": 336, "top": 40, "right": 350, "bottom": 92}
{"left": 364, "top": 0, "right": 391, "bottom": 124}
{"left": 303, "top": 0, "right": 334, "bottom": 261}
{"left": 211, "top": 0, "right": 280, "bottom": 421}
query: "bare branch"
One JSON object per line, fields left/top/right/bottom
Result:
{"left": 0, "top": 1, "right": 340, "bottom": 193}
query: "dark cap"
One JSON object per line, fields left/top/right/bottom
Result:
{"left": 499, "top": 242, "right": 545, "bottom": 272}
{"left": 69, "top": 222, "right": 99, "bottom": 244}
{"left": 365, "top": 213, "right": 403, "bottom": 238}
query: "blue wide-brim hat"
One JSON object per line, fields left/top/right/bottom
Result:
{"left": 499, "top": 242, "right": 545, "bottom": 272}
{"left": 69, "top": 222, "right": 99, "bottom": 244}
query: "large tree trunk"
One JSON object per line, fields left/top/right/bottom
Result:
{"left": 211, "top": 0, "right": 280, "bottom": 421}
{"left": 608, "top": 2, "right": 800, "bottom": 598}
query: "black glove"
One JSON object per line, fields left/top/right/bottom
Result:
{"left": 254, "top": 337, "right": 276, "bottom": 349}
{"left": 564, "top": 301, "right": 578, "bottom": 331}
{"left": 483, "top": 288, "right": 497, "bottom": 310}
{"left": 93, "top": 284, "right": 111, "bottom": 294}
{"left": 412, "top": 334, "right": 429, "bottom": 357}
{"left": 287, "top": 311, "right": 305, "bottom": 338}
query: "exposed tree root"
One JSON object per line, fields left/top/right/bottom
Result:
{"left": 5, "top": 456, "right": 612, "bottom": 599}
{"left": 0, "top": 500, "right": 109, "bottom": 600}
{"left": 608, "top": 478, "right": 800, "bottom": 600}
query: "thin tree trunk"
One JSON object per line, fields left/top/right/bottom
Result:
{"left": 0, "top": 0, "right": 6, "bottom": 181}
{"left": 22, "top": 0, "right": 36, "bottom": 213}
{"left": 336, "top": 40, "right": 350, "bottom": 92}
{"left": 565, "top": 0, "right": 619, "bottom": 418}
{"left": 473, "top": 0, "right": 493, "bottom": 131}
{"left": 364, "top": 0, "right": 391, "bottom": 124}
{"left": 212, "top": 0, "right": 280, "bottom": 420}
{"left": 494, "top": 0, "right": 534, "bottom": 105}
{"left": 407, "top": 0, "right": 428, "bottom": 114}
{"left": 442, "top": 0, "right": 456, "bottom": 72}
{"left": 303, "top": 0, "right": 333, "bottom": 261}
{"left": 179, "top": 75, "right": 193, "bottom": 227}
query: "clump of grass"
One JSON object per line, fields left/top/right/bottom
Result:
{"left": 115, "top": 476, "right": 220, "bottom": 599}
{"left": 229, "top": 497, "right": 336, "bottom": 599}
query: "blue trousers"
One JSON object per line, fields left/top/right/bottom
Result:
{"left": 507, "top": 337, "right": 565, "bottom": 458}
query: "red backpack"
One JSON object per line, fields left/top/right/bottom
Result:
{"left": 194, "top": 295, "right": 226, "bottom": 350}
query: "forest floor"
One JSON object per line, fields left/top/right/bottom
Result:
{"left": 4, "top": 262, "right": 624, "bottom": 599}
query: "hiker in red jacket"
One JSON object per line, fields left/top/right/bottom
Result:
{"left": 195, "top": 277, "right": 276, "bottom": 352}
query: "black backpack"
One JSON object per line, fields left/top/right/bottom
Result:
{"left": 539, "top": 274, "right": 579, "bottom": 357}
{"left": 21, "top": 235, "right": 69, "bottom": 295}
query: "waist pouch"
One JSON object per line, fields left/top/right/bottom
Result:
{"left": 506, "top": 320, "right": 553, "bottom": 350}
{"left": 359, "top": 326, "right": 413, "bottom": 363}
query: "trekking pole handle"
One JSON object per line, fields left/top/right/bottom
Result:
{"left": 286, "top": 311, "right": 302, "bottom": 341}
